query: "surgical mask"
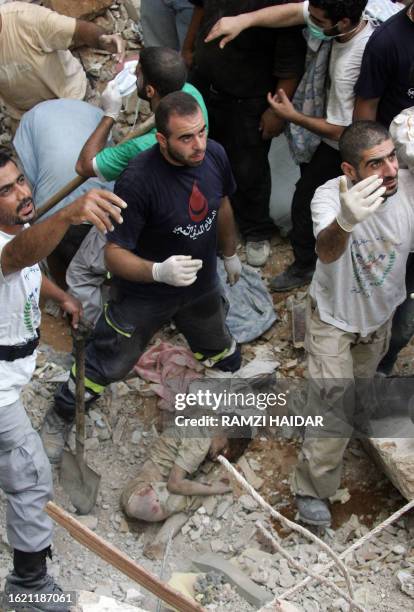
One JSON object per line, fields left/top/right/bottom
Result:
{"left": 306, "top": 17, "right": 361, "bottom": 41}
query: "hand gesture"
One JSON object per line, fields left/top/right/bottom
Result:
{"left": 204, "top": 15, "right": 250, "bottom": 48}
{"left": 66, "top": 189, "right": 127, "bottom": 234}
{"left": 152, "top": 255, "right": 203, "bottom": 287}
{"left": 223, "top": 253, "right": 242, "bottom": 286}
{"left": 267, "top": 89, "right": 297, "bottom": 122}
{"left": 336, "top": 175, "right": 386, "bottom": 232}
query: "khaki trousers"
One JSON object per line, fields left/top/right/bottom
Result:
{"left": 292, "top": 298, "right": 392, "bottom": 499}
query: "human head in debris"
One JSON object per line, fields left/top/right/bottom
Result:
{"left": 121, "top": 424, "right": 251, "bottom": 524}
{"left": 155, "top": 91, "right": 207, "bottom": 167}
{"left": 136, "top": 46, "right": 187, "bottom": 107}
{"left": 339, "top": 121, "right": 399, "bottom": 198}
{"left": 0, "top": 150, "right": 35, "bottom": 229}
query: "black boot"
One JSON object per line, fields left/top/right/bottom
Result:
{"left": 4, "top": 547, "right": 71, "bottom": 612}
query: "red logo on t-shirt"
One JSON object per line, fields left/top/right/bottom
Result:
{"left": 188, "top": 181, "right": 208, "bottom": 222}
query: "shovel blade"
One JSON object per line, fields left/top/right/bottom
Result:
{"left": 60, "top": 449, "right": 101, "bottom": 515}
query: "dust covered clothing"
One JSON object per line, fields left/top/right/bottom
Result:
{"left": 310, "top": 171, "right": 414, "bottom": 336}
{"left": 0, "top": 2, "right": 86, "bottom": 119}
{"left": 0, "top": 230, "right": 53, "bottom": 552}
{"left": 121, "top": 429, "right": 211, "bottom": 517}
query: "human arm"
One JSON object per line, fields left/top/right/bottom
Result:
{"left": 204, "top": 3, "right": 305, "bottom": 48}
{"left": 72, "top": 20, "right": 125, "bottom": 62}
{"left": 105, "top": 243, "right": 202, "bottom": 286}
{"left": 316, "top": 176, "right": 386, "bottom": 264}
{"left": 182, "top": 5, "right": 205, "bottom": 69}
{"left": 260, "top": 77, "right": 302, "bottom": 139}
{"left": 76, "top": 117, "right": 117, "bottom": 178}
{"left": 167, "top": 464, "right": 232, "bottom": 495}
{"left": 353, "top": 97, "right": 380, "bottom": 121}
{"left": 217, "top": 197, "right": 241, "bottom": 285}
{"left": 267, "top": 89, "right": 345, "bottom": 141}
{"left": 41, "top": 275, "right": 83, "bottom": 329}
{"left": 0, "top": 190, "right": 126, "bottom": 277}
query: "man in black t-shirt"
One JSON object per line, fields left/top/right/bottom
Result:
{"left": 354, "top": 3, "right": 414, "bottom": 127}
{"left": 41, "top": 92, "right": 243, "bottom": 464}
{"left": 186, "top": 0, "right": 306, "bottom": 266}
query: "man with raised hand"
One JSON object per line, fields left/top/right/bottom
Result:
{"left": 291, "top": 121, "right": 414, "bottom": 526}
{"left": 0, "top": 151, "right": 124, "bottom": 610}
{"left": 41, "top": 92, "right": 242, "bottom": 465}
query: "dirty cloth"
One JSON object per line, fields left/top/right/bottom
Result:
{"left": 134, "top": 341, "right": 204, "bottom": 411}
{"left": 217, "top": 259, "right": 277, "bottom": 343}
{"left": 13, "top": 99, "right": 113, "bottom": 220}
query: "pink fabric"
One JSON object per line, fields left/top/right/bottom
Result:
{"left": 134, "top": 341, "right": 204, "bottom": 411}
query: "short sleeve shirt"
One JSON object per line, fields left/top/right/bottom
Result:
{"left": 310, "top": 171, "right": 414, "bottom": 335}
{"left": 354, "top": 8, "right": 414, "bottom": 127}
{"left": 108, "top": 139, "right": 236, "bottom": 299}
{"left": 94, "top": 83, "right": 209, "bottom": 182}
{"left": 0, "top": 2, "right": 86, "bottom": 119}
{"left": 0, "top": 229, "right": 41, "bottom": 407}
{"left": 149, "top": 428, "right": 211, "bottom": 479}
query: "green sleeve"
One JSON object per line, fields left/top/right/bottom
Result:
{"left": 95, "top": 130, "right": 157, "bottom": 182}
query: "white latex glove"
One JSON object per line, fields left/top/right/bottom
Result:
{"left": 152, "top": 255, "right": 203, "bottom": 287}
{"left": 223, "top": 253, "right": 242, "bottom": 286}
{"left": 101, "top": 81, "right": 123, "bottom": 120}
{"left": 336, "top": 175, "right": 386, "bottom": 232}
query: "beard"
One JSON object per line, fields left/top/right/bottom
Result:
{"left": 355, "top": 172, "right": 398, "bottom": 200}
{"left": 166, "top": 142, "right": 205, "bottom": 167}
{"left": 0, "top": 197, "right": 36, "bottom": 226}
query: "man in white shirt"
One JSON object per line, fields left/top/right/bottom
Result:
{"left": 291, "top": 121, "right": 414, "bottom": 526}
{"left": 0, "top": 151, "right": 125, "bottom": 610}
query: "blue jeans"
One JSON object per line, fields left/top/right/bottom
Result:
{"left": 378, "top": 252, "right": 414, "bottom": 374}
{"left": 141, "top": 0, "right": 194, "bottom": 50}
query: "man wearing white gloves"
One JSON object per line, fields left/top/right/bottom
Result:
{"left": 291, "top": 120, "right": 414, "bottom": 526}
{"left": 41, "top": 92, "right": 242, "bottom": 463}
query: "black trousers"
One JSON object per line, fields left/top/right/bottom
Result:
{"left": 206, "top": 91, "right": 275, "bottom": 241}
{"left": 291, "top": 142, "right": 342, "bottom": 268}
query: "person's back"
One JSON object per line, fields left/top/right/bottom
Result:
{"left": 0, "top": 2, "right": 86, "bottom": 119}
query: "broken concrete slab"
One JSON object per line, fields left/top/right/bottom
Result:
{"left": 363, "top": 417, "right": 414, "bottom": 500}
{"left": 76, "top": 590, "right": 148, "bottom": 611}
{"left": 192, "top": 553, "right": 273, "bottom": 608}
{"left": 44, "top": 0, "right": 113, "bottom": 20}
{"left": 237, "top": 456, "right": 264, "bottom": 490}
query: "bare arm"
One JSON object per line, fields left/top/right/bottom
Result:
{"left": 353, "top": 96, "right": 380, "bottom": 122}
{"left": 167, "top": 465, "right": 231, "bottom": 496}
{"left": 104, "top": 242, "right": 154, "bottom": 282}
{"left": 76, "top": 116, "right": 115, "bottom": 178}
{"left": 72, "top": 20, "right": 125, "bottom": 61}
{"left": 267, "top": 89, "right": 345, "bottom": 141}
{"left": 205, "top": 4, "right": 304, "bottom": 48}
{"left": 315, "top": 220, "right": 350, "bottom": 264}
{"left": 217, "top": 197, "right": 238, "bottom": 256}
{"left": 1, "top": 191, "right": 125, "bottom": 277}
{"left": 41, "top": 275, "right": 83, "bottom": 328}
{"left": 182, "top": 6, "right": 204, "bottom": 68}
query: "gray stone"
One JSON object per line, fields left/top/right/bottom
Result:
{"left": 239, "top": 494, "right": 258, "bottom": 512}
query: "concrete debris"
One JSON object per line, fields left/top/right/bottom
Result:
{"left": 329, "top": 488, "right": 351, "bottom": 505}
{"left": 192, "top": 553, "right": 272, "bottom": 608}
{"left": 397, "top": 570, "right": 414, "bottom": 599}
{"left": 239, "top": 495, "right": 258, "bottom": 512}
{"left": 43, "top": 0, "right": 114, "bottom": 20}
{"left": 238, "top": 456, "right": 264, "bottom": 490}
{"left": 364, "top": 421, "right": 414, "bottom": 500}
{"left": 75, "top": 515, "right": 98, "bottom": 531}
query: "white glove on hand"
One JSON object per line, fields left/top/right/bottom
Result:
{"left": 101, "top": 81, "right": 123, "bottom": 120}
{"left": 336, "top": 175, "right": 386, "bottom": 232}
{"left": 152, "top": 255, "right": 203, "bottom": 287}
{"left": 223, "top": 253, "right": 242, "bottom": 286}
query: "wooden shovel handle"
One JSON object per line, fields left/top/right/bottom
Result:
{"left": 45, "top": 502, "right": 204, "bottom": 612}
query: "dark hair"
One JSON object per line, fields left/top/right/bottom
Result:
{"left": 310, "top": 0, "right": 367, "bottom": 24}
{"left": 140, "top": 47, "right": 187, "bottom": 97}
{"left": 339, "top": 120, "right": 391, "bottom": 167}
{"left": 155, "top": 91, "right": 201, "bottom": 137}
{"left": 0, "top": 149, "right": 14, "bottom": 169}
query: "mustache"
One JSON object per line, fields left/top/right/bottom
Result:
{"left": 16, "top": 198, "right": 34, "bottom": 213}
